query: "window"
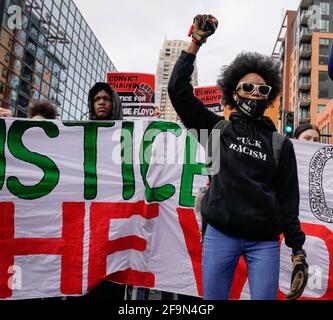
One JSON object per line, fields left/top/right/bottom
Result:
{"left": 20, "top": 80, "right": 30, "bottom": 97}
{"left": 10, "top": 90, "right": 17, "bottom": 103}
{"left": 51, "top": 75, "right": 59, "bottom": 89}
{"left": 52, "top": 3, "right": 60, "bottom": 21}
{"left": 41, "top": 81, "right": 49, "bottom": 96}
{"left": 0, "top": 81, "right": 4, "bottom": 94}
{"left": 22, "top": 15, "right": 29, "bottom": 32}
{"left": 319, "top": 19, "right": 329, "bottom": 32}
{"left": 53, "top": 63, "right": 61, "bottom": 77}
{"left": 17, "top": 30, "right": 27, "bottom": 45}
{"left": 38, "top": 33, "right": 46, "bottom": 47}
{"left": 36, "top": 46, "right": 45, "bottom": 63}
{"left": 32, "top": 74, "right": 41, "bottom": 90}
{"left": 9, "top": 74, "right": 20, "bottom": 90}
{"left": 318, "top": 104, "right": 326, "bottom": 113}
{"left": 300, "top": 108, "right": 310, "bottom": 120}
{"left": 319, "top": 71, "right": 329, "bottom": 98}
{"left": 30, "top": 26, "right": 38, "bottom": 41}
{"left": 319, "top": 38, "right": 332, "bottom": 65}
{"left": 26, "top": 40, "right": 36, "bottom": 55}
{"left": 2, "top": 67, "right": 8, "bottom": 79}
{"left": 25, "top": 52, "right": 34, "bottom": 68}
{"left": 4, "top": 52, "right": 10, "bottom": 63}
{"left": 320, "top": 2, "right": 330, "bottom": 15}
{"left": 14, "top": 42, "right": 24, "bottom": 59}
{"left": 34, "top": 60, "right": 43, "bottom": 75}
{"left": 22, "top": 66, "right": 32, "bottom": 82}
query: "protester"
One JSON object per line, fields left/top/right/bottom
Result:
{"left": 168, "top": 14, "right": 308, "bottom": 300}
{"left": 82, "top": 82, "right": 125, "bottom": 301}
{"left": 28, "top": 100, "right": 58, "bottom": 120}
{"left": 88, "top": 82, "right": 123, "bottom": 121}
{"left": 0, "top": 107, "right": 12, "bottom": 118}
{"left": 294, "top": 123, "right": 320, "bottom": 142}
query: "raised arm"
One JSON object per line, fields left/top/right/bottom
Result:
{"left": 168, "top": 15, "right": 222, "bottom": 134}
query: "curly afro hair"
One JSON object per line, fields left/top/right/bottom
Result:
{"left": 218, "top": 52, "right": 282, "bottom": 109}
{"left": 28, "top": 100, "right": 58, "bottom": 119}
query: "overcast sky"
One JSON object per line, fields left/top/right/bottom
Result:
{"left": 74, "top": 0, "right": 301, "bottom": 86}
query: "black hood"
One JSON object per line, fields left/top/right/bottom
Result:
{"left": 229, "top": 111, "right": 276, "bottom": 131}
{"left": 88, "top": 82, "right": 123, "bottom": 120}
{"left": 229, "top": 111, "right": 277, "bottom": 139}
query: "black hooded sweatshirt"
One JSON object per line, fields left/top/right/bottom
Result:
{"left": 88, "top": 82, "right": 123, "bottom": 120}
{"left": 86, "top": 82, "right": 126, "bottom": 300}
{"left": 168, "top": 51, "right": 305, "bottom": 253}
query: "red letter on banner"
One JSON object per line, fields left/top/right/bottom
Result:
{"left": 278, "top": 222, "right": 333, "bottom": 300}
{"left": 88, "top": 201, "right": 158, "bottom": 292}
{"left": 0, "top": 202, "right": 85, "bottom": 298}
{"left": 177, "top": 208, "right": 203, "bottom": 297}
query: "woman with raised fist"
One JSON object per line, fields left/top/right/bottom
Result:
{"left": 168, "top": 14, "right": 308, "bottom": 300}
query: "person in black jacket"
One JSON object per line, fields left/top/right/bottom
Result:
{"left": 168, "top": 14, "right": 308, "bottom": 300}
{"left": 84, "top": 82, "right": 126, "bottom": 300}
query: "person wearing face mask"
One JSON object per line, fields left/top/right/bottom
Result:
{"left": 168, "top": 14, "right": 307, "bottom": 300}
{"left": 294, "top": 123, "right": 320, "bottom": 143}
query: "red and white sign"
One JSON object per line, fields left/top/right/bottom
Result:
{"left": 194, "top": 86, "right": 223, "bottom": 114}
{"left": 107, "top": 72, "right": 155, "bottom": 118}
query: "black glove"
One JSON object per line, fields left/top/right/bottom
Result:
{"left": 188, "top": 14, "right": 218, "bottom": 45}
{"left": 286, "top": 250, "right": 308, "bottom": 300}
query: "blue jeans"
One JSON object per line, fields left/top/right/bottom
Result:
{"left": 202, "top": 224, "right": 280, "bottom": 300}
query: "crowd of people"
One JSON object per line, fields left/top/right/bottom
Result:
{"left": 0, "top": 13, "right": 331, "bottom": 301}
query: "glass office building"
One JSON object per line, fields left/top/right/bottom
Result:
{"left": 0, "top": 0, "right": 117, "bottom": 119}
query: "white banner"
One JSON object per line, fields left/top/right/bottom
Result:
{"left": 0, "top": 119, "right": 332, "bottom": 300}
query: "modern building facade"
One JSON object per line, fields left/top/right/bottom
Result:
{"left": 156, "top": 39, "right": 198, "bottom": 121}
{"left": 272, "top": 0, "right": 333, "bottom": 142}
{"left": 0, "top": 0, "right": 116, "bottom": 120}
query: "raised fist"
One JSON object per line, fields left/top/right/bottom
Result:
{"left": 134, "top": 83, "right": 154, "bottom": 103}
{"left": 188, "top": 14, "right": 218, "bottom": 45}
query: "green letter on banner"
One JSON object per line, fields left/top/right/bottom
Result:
{"left": 179, "top": 131, "right": 208, "bottom": 207}
{"left": 121, "top": 122, "right": 135, "bottom": 200}
{"left": 64, "top": 121, "right": 115, "bottom": 200}
{"left": 140, "top": 122, "right": 182, "bottom": 202}
{"left": 0, "top": 119, "right": 5, "bottom": 190}
{"left": 7, "top": 121, "right": 60, "bottom": 200}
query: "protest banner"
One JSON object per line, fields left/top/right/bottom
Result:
{"left": 0, "top": 119, "right": 332, "bottom": 300}
{"left": 107, "top": 72, "right": 155, "bottom": 118}
{"left": 194, "top": 86, "right": 223, "bottom": 114}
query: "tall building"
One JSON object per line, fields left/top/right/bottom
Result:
{"left": 272, "top": 0, "right": 333, "bottom": 142}
{"left": 0, "top": 0, "right": 117, "bottom": 120}
{"left": 156, "top": 39, "right": 198, "bottom": 121}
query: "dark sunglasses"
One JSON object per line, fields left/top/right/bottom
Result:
{"left": 236, "top": 82, "right": 272, "bottom": 97}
